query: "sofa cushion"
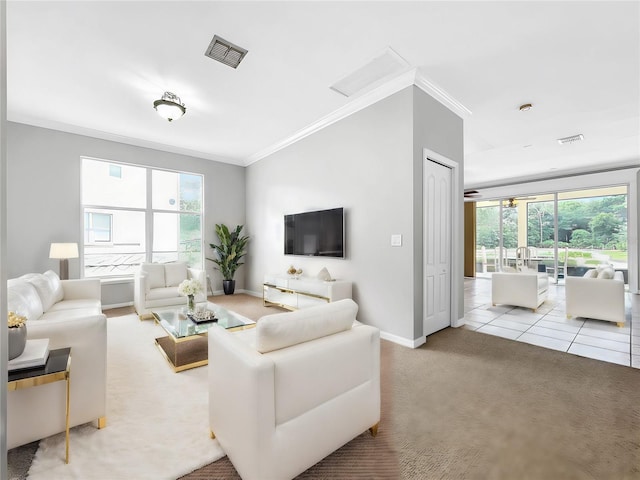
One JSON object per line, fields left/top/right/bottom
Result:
{"left": 24, "top": 270, "right": 64, "bottom": 311}
{"left": 141, "top": 263, "right": 165, "bottom": 291}
{"left": 256, "top": 299, "right": 358, "bottom": 353}
{"left": 146, "top": 287, "right": 181, "bottom": 301}
{"left": 583, "top": 269, "right": 598, "bottom": 278}
{"left": 47, "top": 299, "right": 102, "bottom": 312}
{"left": 597, "top": 267, "right": 615, "bottom": 279}
{"left": 164, "top": 262, "right": 187, "bottom": 287}
{"left": 7, "top": 280, "right": 44, "bottom": 321}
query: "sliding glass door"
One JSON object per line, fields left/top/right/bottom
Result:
{"left": 474, "top": 186, "right": 628, "bottom": 285}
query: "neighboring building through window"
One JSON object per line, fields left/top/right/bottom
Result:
{"left": 81, "top": 158, "right": 203, "bottom": 277}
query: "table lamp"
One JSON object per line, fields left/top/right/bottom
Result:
{"left": 49, "top": 243, "right": 79, "bottom": 280}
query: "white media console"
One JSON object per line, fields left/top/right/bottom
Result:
{"left": 263, "top": 274, "right": 352, "bottom": 310}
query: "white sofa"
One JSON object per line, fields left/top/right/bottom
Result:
{"left": 133, "top": 262, "right": 206, "bottom": 317}
{"left": 208, "top": 299, "right": 380, "bottom": 480}
{"left": 7, "top": 270, "right": 107, "bottom": 449}
{"left": 566, "top": 268, "right": 626, "bottom": 326}
{"left": 492, "top": 270, "right": 549, "bottom": 311}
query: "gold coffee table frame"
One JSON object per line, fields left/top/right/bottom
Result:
{"left": 152, "top": 303, "right": 255, "bottom": 373}
{"left": 8, "top": 348, "right": 71, "bottom": 464}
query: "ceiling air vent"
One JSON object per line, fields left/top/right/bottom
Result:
{"left": 204, "top": 35, "right": 248, "bottom": 69}
{"left": 557, "top": 134, "right": 584, "bottom": 145}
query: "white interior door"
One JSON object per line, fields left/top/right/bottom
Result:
{"left": 423, "top": 159, "right": 452, "bottom": 336}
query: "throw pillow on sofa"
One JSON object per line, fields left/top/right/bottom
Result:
{"left": 596, "top": 267, "right": 615, "bottom": 280}
{"left": 256, "top": 299, "right": 358, "bottom": 353}
{"left": 141, "top": 263, "right": 165, "bottom": 291}
{"left": 583, "top": 269, "right": 598, "bottom": 278}
{"left": 164, "top": 262, "right": 188, "bottom": 287}
{"left": 23, "top": 270, "right": 64, "bottom": 311}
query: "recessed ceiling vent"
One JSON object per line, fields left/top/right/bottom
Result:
{"left": 330, "top": 47, "right": 410, "bottom": 97}
{"left": 204, "top": 35, "right": 248, "bottom": 69}
{"left": 557, "top": 134, "right": 584, "bottom": 145}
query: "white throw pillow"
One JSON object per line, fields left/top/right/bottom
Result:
{"left": 43, "top": 270, "right": 64, "bottom": 303}
{"left": 502, "top": 266, "right": 517, "bottom": 273}
{"left": 596, "top": 267, "right": 615, "bottom": 280}
{"left": 256, "top": 298, "right": 358, "bottom": 353}
{"left": 26, "top": 272, "right": 62, "bottom": 311}
{"left": 583, "top": 269, "right": 598, "bottom": 278}
{"left": 164, "top": 262, "right": 188, "bottom": 287}
{"left": 140, "top": 263, "right": 165, "bottom": 290}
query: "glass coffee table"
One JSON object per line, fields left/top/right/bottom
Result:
{"left": 152, "top": 302, "right": 255, "bottom": 372}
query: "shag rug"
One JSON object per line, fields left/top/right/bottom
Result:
{"left": 26, "top": 313, "right": 225, "bottom": 480}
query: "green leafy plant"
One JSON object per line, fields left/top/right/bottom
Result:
{"left": 208, "top": 224, "right": 249, "bottom": 281}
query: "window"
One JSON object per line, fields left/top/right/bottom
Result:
{"left": 475, "top": 186, "right": 628, "bottom": 284}
{"left": 81, "top": 158, "right": 203, "bottom": 277}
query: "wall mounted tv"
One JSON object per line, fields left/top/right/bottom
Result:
{"left": 284, "top": 207, "right": 345, "bottom": 258}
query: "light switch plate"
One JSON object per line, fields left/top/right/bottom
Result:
{"left": 391, "top": 234, "right": 402, "bottom": 247}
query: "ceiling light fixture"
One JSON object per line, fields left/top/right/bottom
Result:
{"left": 153, "top": 92, "right": 186, "bottom": 122}
{"left": 519, "top": 103, "right": 533, "bottom": 112}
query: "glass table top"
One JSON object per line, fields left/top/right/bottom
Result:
{"left": 152, "top": 302, "right": 254, "bottom": 339}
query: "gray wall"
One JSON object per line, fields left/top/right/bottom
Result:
{"left": 411, "top": 87, "right": 465, "bottom": 338}
{"left": 246, "top": 86, "right": 464, "bottom": 344}
{"left": 6, "top": 122, "right": 246, "bottom": 304}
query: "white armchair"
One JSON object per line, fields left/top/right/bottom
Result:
{"left": 208, "top": 299, "right": 380, "bottom": 480}
{"left": 492, "top": 271, "right": 549, "bottom": 311}
{"left": 133, "top": 262, "right": 206, "bottom": 317}
{"left": 566, "top": 269, "right": 626, "bottom": 326}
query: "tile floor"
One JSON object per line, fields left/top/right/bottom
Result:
{"left": 463, "top": 278, "right": 640, "bottom": 369}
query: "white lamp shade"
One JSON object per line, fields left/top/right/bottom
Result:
{"left": 49, "top": 242, "right": 79, "bottom": 259}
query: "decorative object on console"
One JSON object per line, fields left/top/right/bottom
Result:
{"left": 49, "top": 242, "right": 79, "bottom": 280}
{"left": 153, "top": 91, "right": 186, "bottom": 122}
{"left": 7, "top": 311, "right": 27, "bottom": 360}
{"left": 317, "top": 267, "right": 332, "bottom": 281}
{"left": 287, "top": 265, "right": 297, "bottom": 276}
{"left": 178, "top": 278, "right": 203, "bottom": 313}
{"left": 208, "top": 224, "right": 249, "bottom": 295}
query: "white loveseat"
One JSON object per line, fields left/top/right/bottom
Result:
{"left": 133, "top": 262, "right": 206, "bottom": 317}
{"left": 492, "top": 270, "right": 549, "bottom": 311}
{"left": 208, "top": 299, "right": 380, "bottom": 480}
{"left": 7, "top": 270, "right": 107, "bottom": 449}
{"left": 566, "top": 267, "right": 626, "bottom": 326}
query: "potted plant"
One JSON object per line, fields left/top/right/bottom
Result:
{"left": 208, "top": 224, "right": 249, "bottom": 295}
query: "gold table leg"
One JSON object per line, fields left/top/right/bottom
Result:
{"left": 65, "top": 371, "right": 70, "bottom": 464}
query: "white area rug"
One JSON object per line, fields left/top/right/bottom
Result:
{"left": 27, "top": 314, "right": 225, "bottom": 479}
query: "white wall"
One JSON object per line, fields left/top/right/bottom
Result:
{"left": 246, "top": 86, "right": 464, "bottom": 345}
{"left": 6, "top": 122, "right": 246, "bottom": 304}
{"left": 1, "top": 1, "right": 8, "bottom": 474}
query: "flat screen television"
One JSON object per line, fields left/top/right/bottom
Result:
{"left": 284, "top": 207, "right": 345, "bottom": 258}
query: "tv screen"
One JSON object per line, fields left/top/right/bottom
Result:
{"left": 284, "top": 208, "right": 344, "bottom": 258}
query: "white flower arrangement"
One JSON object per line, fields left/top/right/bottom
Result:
{"left": 8, "top": 311, "right": 26, "bottom": 328}
{"left": 178, "top": 278, "right": 202, "bottom": 297}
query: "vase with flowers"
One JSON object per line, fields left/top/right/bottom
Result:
{"left": 178, "top": 278, "right": 203, "bottom": 313}
{"left": 8, "top": 311, "right": 27, "bottom": 360}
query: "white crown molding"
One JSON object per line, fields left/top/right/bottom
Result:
{"left": 413, "top": 70, "right": 473, "bottom": 119}
{"left": 8, "top": 115, "right": 245, "bottom": 166}
{"left": 246, "top": 68, "right": 472, "bottom": 166}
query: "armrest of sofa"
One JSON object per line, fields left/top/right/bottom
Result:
{"left": 133, "top": 271, "right": 147, "bottom": 314}
{"left": 208, "top": 327, "right": 276, "bottom": 476}
{"left": 61, "top": 278, "right": 101, "bottom": 301}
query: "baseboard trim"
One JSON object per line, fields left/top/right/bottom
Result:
{"left": 103, "top": 301, "right": 134, "bottom": 310}
{"left": 380, "top": 331, "right": 426, "bottom": 349}
{"left": 208, "top": 289, "right": 262, "bottom": 298}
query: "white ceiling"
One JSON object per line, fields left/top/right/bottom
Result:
{"left": 6, "top": 1, "right": 640, "bottom": 187}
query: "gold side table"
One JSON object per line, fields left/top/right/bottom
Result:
{"left": 8, "top": 347, "right": 71, "bottom": 463}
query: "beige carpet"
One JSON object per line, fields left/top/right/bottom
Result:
{"left": 182, "top": 295, "right": 640, "bottom": 480}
